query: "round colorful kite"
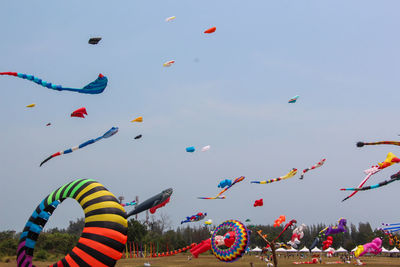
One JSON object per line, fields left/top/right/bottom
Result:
{"left": 17, "top": 179, "right": 128, "bottom": 267}
{"left": 210, "top": 220, "right": 249, "bottom": 262}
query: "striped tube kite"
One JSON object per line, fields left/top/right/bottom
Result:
{"left": 381, "top": 222, "right": 400, "bottom": 234}
{"left": 131, "top": 116, "right": 143, "bottom": 123}
{"left": 17, "top": 179, "right": 128, "bottom": 267}
{"left": 341, "top": 152, "right": 400, "bottom": 201}
{"left": 26, "top": 103, "right": 35, "bottom": 108}
{"left": 288, "top": 95, "right": 299, "bottom": 103}
{"left": 341, "top": 171, "right": 400, "bottom": 192}
{"left": 40, "top": 127, "right": 118, "bottom": 166}
{"left": 0, "top": 72, "right": 107, "bottom": 94}
{"left": 300, "top": 159, "right": 326, "bottom": 179}
{"left": 251, "top": 168, "right": 297, "bottom": 184}
{"left": 198, "top": 176, "right": 245, "bottom": 199}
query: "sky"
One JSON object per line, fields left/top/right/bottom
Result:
{"left": 1, "top": 0, "right": 400, "bottom": 232}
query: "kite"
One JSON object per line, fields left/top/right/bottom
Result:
{"left": 310, "top": 218, "right": 346, "bottom": 251}
{"left": 181, "top": 212, "right": 207, "bottom": 224}
{"left": 126, "top": 188, "right": 173, "bottom": 217}
{"left": 245, "top": 219, "right": 251, "bottom": 222}
{"left": 46, "top": 123, "right": 51, "bottom": 126}
{"left": 88, "top": 37, "right": 102, "bottom": 44}
{"left": 17, "top": 179, "right": 128, "bottom": 267}
{"left": 218, "top": 179, "right": 232, "bottom": 188}
{"left": 288, "top": 95, "right": 299, "bottom": 103}
{"left": 40, "top": 127, "right": 119, "bottom": 166}
{"left": 380, "top": 222, "right": 400, "bottom": 233}
{"left": 341, "top": 171, "right": 400, "bottom": 192}
{"left": 210, "top": 220, "right": 249, "bottom": 262}
{"left": 26, "top": 103, "right": 35, "bottom": 108}
{"left": 253, "top": 199, "right": 263, "bottom": 207}
{"left": 131, "top": 116, "right": 143, "bottom": 123}
{"left": 287, "top": 224, "right": 307, "bottom": 248}
{"left": 322, "top": 236, "right": 333, "bottom": 250}
{"left": 341, "top": 153, "right": 400, "bottom": 201}
{"left": 134, "top": 134, "right": 142, "bottom": 140}
{"left": 204, "top": 27, "right": 216, "bottom": 34}
{"left": 272, "top": 219, "right": 297, "bottom": 243}
{"left": 354, "top": 238, "right": 382, "bottom": 258}
{"left": 251, "top": 168, "right": 298, "bottom": 184}
{"left": 198, "top": 176, "right": 245, "bottom": 199}
{"left": 71, "top": 107, "right": 87, "bottom": 118}
{"left": 186, "top": 146, "right": 195, "bottom": 153}
{"left": 357, "top": 141, "right": 400, "bottom": 147}
{"left": 201, "top": 145, "right": 210, "bottom": 152}
{"left": 0, "top": 72, "right": 108, "bottom": 94}
{"left": 204, "top": 219, "right": 213, "bottom": 225}
{"left": 163, "top": 60, "right": 175, "bottom": 67}
{"left": 300, "top": 159, "right": 326, "bottom": 179}
{"left": 274, "top": 215, "right": 286, "bottom": 227}
{"left": 121, "top": 201, "right": 137, "bottom": 207}
{"left": 165, "top": 16, "right": 176, "bottom": 22}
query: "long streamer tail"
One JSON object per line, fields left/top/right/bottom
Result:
{"left": 357, "top": 141, "right": 400, "bottom": 147}
{"left": 0, "top": 72, "right": 107, "bottom": 94}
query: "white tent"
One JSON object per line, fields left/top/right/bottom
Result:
{"left": 275, "top": 248, "right": 287, "bottom": 252}
{"left": 299, "top": 246, "right": 309, "bottom": 253}
{"left": 311, "top": 247, "right": 322, "bottom": 253}
{"left": 251, "top": 247, "right": 262, "bottom": 252}
{"left": 381, "top": 247, "right": 389, "bottom": 253}
{"left": 324, "top": 247, "right": 335, "bottom": 253}
{"left": 286, "top": 247, "right": 298, "bottom": 252}
{"left": 335, "top": 247, "right": 348, "bottom": 253}
{"left": 389, "top": 247, "right": 400, "bottom": 253}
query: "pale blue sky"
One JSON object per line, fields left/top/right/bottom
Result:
{"left": 1, "top": 1, "right": 400, "bottom": 232}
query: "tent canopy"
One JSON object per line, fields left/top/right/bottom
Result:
{"left": 251, "top": 247, "right": 262, "bottom": 252}
{"left": 389, "top": 247, "right": 400, "bottom": 253}
{"left": 276, "top": 248, "right": 287, "bottom": 252}
{"left": 311, "top": 247, "right": 322, "bottom": 252}
{"left": 335, "top": 247, "right": 348, "bottom": 253}
{"left": 299, "top": 246, "right": 309, "bottom": 252}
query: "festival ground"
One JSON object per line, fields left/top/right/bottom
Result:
{"left": 1, "top": 255, "right": 399, "bottom": 267}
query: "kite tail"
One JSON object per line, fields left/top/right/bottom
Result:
{"left": 1, "top": 72, "right": 64, "bottom": 90}
{"left": 309, "top": 237, "right": 320, "bottom": 252}
{"left": 357, "top": 141, "right": 400, "bottom": 147}
{"left": 39, "top": 152, "right": 61, "bottom": 167}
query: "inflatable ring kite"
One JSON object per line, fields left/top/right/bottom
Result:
{"left": 17, "top": 179, "right": 128, "bottom": 267}
{"left": 211, "top": 219, "right": 250, "bottom": 262}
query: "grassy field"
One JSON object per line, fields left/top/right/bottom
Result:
{"left": 2, "top": 254, "right": 400, "bottom": 267}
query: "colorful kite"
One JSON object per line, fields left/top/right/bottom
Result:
{"left": 300, "top": 159, "right": 326, "bottom": 179}
{"left": 288, "top": 95, "right": 299, "bottom": 103}
{"left": 354, "top": 238, "right": 382, "bottom": 258}
{"left": 181, "top": 212, "right": 207, "bottom": 224}
{"left": 274, "top": 215, "right": 286, "bottom": 227}
{"left": 204, "top": 27, "right": 216, "bottom": 34}
{"left": 134, "top": 134, "right": 142, "bottom": 140}
{"left": 165, "top": 16, "right": 176, "bottom": 22}
{"left": 186, "top": 146, "right": 195, "bottom": 153}
{"left": 322, "top": 236, "right": 333, "bottom": 250}
{"left": 341, "top": 171, "right": 400, "bottom": 192}
{"left": 163, "top": 60, "right": 175, "bottom": 67}
{"left": 381, "top": 222, "right": 400, "bottom": 233}
{"left": 88, "top": 37, "right": 102, "bottom": 44}
{"left": 26, "top": 103, "right": 35, "bottom": 108}
{"left": 131, "top": 116, "right": 143, "bottom": 123}
{"left": 0, "top": 72, "right": 107, "bottom": 94}
{"left": 251, "top": 168, "right": 298, "bottom": 184}
{"left": 198, "top": 176, "right": 245, "bottom": 199}
{"left": 121, "top": 201, "right": 137, "bottom": 207}
{"left": 253, "top": 199, "right": 263, "bottom": 207}
{"left": 341, "top": 153, "right": 400, "bottom": 201}
{"left": 287, "top": 224, "right": 307, "bottom": 248}
{"left": 126, "top": 188, "right": 173, "bottom": 217}
{"left": 357, "top": 141, "right": 400, "bottom": 147}
{"left": 204, "top": 219, "right": 213, "bottom": 225}
{"left": 310, "top": 218, "right": 347, "bottom": 251}
{"left": 218, "top": 179, "right": 232, "bottom": 188}
{"left": 71, "top": 107, "right": 87, "bottom": 118}
{"left": 40, "top": 127, "right": 119, "bottom": 166}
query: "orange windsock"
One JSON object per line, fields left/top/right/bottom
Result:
{"left": 204, "top": 27, "right": 216, "bottom": 34}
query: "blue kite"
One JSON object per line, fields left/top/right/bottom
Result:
{"left": 40, "top": 127, "right": 119, "bottom": 166}
{"left": 218, "top": 179, "right": 232, "bottom": 188}
{"left": 0, "top": 72, "right": 108, "bottom": 94}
